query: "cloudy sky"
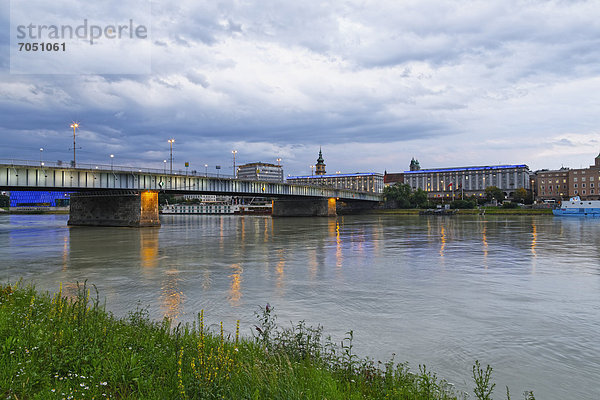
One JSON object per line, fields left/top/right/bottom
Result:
{"left": 1, "top": 0, "right": 599, "bottom": 176}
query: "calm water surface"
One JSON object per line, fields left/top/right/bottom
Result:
{"left": 1, "top": 214, "right": 599, "bottom": 399}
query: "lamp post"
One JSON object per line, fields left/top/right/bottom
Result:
{"left": 276, "top": 158, "right": 281, "bottom": 166}
{"left": 39, "top": 148, "right": 44, "bottom": 166}
{"left": 310, "top": 165, "right": 315, "bottom": 176}
{"left": 232, "top": 150, "right": 238, "bottom": 178}
{"left": 110, "top": 154, "right": 114, "bottom": 170}
{"left": 205, "top": 164, "right": 208, "bottom": 177}
{"left": 168, "top": 139, "right": 175, "bottom": 175}
{"left": 70, "top": 122, "right": 79, "bottom": 167}
{"left": 163, "top": 160, "right": 167, "bottom": 174}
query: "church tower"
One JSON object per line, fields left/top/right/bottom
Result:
{"left": 315, "top": 148, "right": 326, "bottom": 175}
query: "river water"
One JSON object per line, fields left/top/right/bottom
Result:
{"left": 1, "top": 213, "right": 599, "bottom": 399}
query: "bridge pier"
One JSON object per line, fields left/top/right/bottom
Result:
{"left": 272, "top": 198, "right": 336, "bottom": 217}
{"left": 68, "top": 191, "right": 160, "bottom": 227}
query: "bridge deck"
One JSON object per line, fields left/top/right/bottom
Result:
{"left": 0, "top": 163, "right": 381, "bottom": 202}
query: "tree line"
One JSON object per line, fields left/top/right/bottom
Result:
{"left": 383, "top": 183, "right": 533, "bottom": 209}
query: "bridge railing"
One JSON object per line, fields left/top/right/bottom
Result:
{"left": 0, "top": 160, "right": 383, "bottom": 199}
{"left": 0, "top": 159, "right": 234, "bottom": 179}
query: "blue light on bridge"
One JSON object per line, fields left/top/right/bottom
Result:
{"left": 9, "top": 191, "right": 71, "bottom": 207}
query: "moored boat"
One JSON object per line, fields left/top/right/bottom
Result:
{"left": 552, "top": 196, "right": 600, "bottom": 218}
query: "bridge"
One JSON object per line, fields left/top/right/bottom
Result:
{"left": 0, "top": 160, "right": 382, "bottom": 226}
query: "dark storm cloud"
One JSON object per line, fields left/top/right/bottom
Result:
{"left": 1, "top": 0, "right": 600, "bottom": 173}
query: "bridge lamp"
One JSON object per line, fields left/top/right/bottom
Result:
{"left": 39, "top": 148, "right": 44, "bottom": 166}
{"left": 168, "top": 139, "right": 175, "bottom": 175}
{"left": 232, "top": 150, "right": 238, "bottom": 178}
{"left": 276, "top": 157, "right": 281, "bottom": 166}
{"left": 70, "top": 122, "right": 80, "bottom": 167}
{"left": 110, "top": 154, "right": 114, "bottom": 170}
{"left": 163, "top": 160, "right": 167, "bottom": 174}
{"left": 310, "top": 165, "right": 315, "bottom": 176}
{"left": 204, "top": 164, "right": 208, "bottom": 177}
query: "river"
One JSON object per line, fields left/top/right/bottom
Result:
{"left": 1, "top": 213, "right": 599, "bottom": 399}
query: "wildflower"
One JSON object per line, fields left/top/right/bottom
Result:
{"left": 100, "top": 382, "right": 107, "bottom": 386}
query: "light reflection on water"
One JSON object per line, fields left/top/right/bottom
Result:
{"left": 1, "top": 214, "right": 600, "bottom": 399}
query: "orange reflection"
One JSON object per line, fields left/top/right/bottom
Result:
{"left": 161, "top": 270, "right": 183, "bottom": 320}
{"left": 308, "top": 249, "right": 317, "bottom": 280}
{"left": 482, "top": 224, "right": 488, "bottom": 267}
{"left": 336, "top": 220, "right": 342, "bottom": 269}
{"left": 276, "top": 249, "right": 285, "bottom": 291}
{"left": 140, "top": 228, "right": 159, "bottom": 269}
{"left": 439, "top": 225, "right": 446, "bottom": 257}
{"left": 531, "top": 222, "right": 537, "bottom": 257}
{"left": 62, "top": 234, "right": 69, "bottom": 271}
{"left": 228, "top": 263, "right": 243, "bottom": 306}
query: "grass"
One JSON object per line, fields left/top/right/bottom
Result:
{"left": 0, "top": 282, "right": 535, "bottom": 400}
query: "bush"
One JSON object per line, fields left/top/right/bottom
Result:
{"left": 450, "top": 199, "right": 476, "bottom": 209}
{"left": 0, "top": 194, "right": 8, "bottom": 207}
{"left": 501, "top": 202, "right": 519, "bottom": 209}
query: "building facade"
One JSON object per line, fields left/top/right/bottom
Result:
{"left": 402, "top": 164, "right": 531, "bottom": 199}
{"left": 567, "top": 153, "right": 600, "bottom": 200}
{"left": 236, "top": 162, "right": 283, "bottom": 183}
{"left": 534, "top": 168, "right": 569, "bottom": 202}
{"left": 287, "top": 173, "right": 384, "bottom": 193}
{"left": 315, "top": 148, "right": 326, "bottom": 175}
{"left": 9, "top": 191, "right": 71, "bottom": 207}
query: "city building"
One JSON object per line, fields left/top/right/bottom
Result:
{"left": 383, "top": 171, "right": 404, "bottom": 186}
{"left": 400, "top": 162, "right": 531, "bottom": 199}
{"left": 567, "top": 153, "right": 600, "bottom": 200}
{"left": 315, "top": 148, "right": 326, "bottom": 175}
{"left": 287, "top": 173, "right": 384, "bottom": 193}
{"left": 9, "top": 191, "right": 71, "bottom": 208}
{"left": 236, "top": 162, "right": 283, "bottom": 183}
{"left": 534, "top": 168, "right": 569, "bottom": 202}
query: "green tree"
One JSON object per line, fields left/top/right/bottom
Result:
{"left": 383, "top": 183, "right": 412, "bottom": 208}
{"left": 484, "top": 186, "right": 504, "bottom": 203}
{"left": 0, "top": 194, "right": 8, "bottom": 208}
{"left": 512, "top": 188, "right": 528, "bottom": 203}
{"left": 450, "top": 199, "right": 476, "bottom": 209}
{"left": 409, "top": 188, "right": 428, "bottom": 208}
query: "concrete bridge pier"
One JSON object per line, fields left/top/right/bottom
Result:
{"left": 68, "top": 191, "right": 160, "bottom": 227}
{"left": 272, "top": 198, "right": 336, "bottom": 217}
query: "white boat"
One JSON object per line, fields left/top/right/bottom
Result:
{"left": 161, "top": 203, "right": 240, "bottom": 215}
{"left": 552, "top": 196, "right": 600, "bottom": 218}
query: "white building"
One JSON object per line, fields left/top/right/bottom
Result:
{"left": 237, "top": 162, "right": 283, "bottom": 183}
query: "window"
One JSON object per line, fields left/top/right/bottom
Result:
{"left": 591, "top": 183, "right": 595, "bottom": 188}
{"left": 575, "top": 190, "right": 579, "bottom": 194}
{"left": 583, "top": 190, "right": 586, "bottom": 195}
{"left": 582, "top": 177, "right": 586, "bottom": 181}
{"left": 574, "top": 184, "right": 578, "bottom": 188}
{"left": 592, "top": 189, "right": 595, "bottom": 194}
{"left": 574, "top": 177, "right": 578, "bottom": 182}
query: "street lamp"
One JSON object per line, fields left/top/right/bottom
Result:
{"left": 232, "top": 150, "right": 237, "bottom": 178}
{"left": 163, "top": 160, "right": 167, "bottom": 174}
{"left": 310, "top": 165, "right": 315, "bottom": 175}
{"left": 168, "top": 139, "right": 175, "bottom": 175}
{"left": 276, "top": 157, "right": 282, "bottom": 166}
{"left": 204, "top": 164, "right": 208, "bottom": 177}
{"left": 110, "top": 154, "right": 114, "bottom": 170}
{"left": 70, "top": 122, "right": 79, "bottom": 167}
{"left": 39, "top": 148, "right": 44, "bottom": 166}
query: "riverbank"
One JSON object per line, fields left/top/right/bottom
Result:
{"left": 372, "top": 208, "right": 553, "bottom": 215}
{"left": 0, "top": 283, "right": 516, "bottom": 400}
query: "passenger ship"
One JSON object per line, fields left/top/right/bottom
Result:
{"left": 161, "top": 203, "right": 272, "bottom": 215}
{"left": 552, "top": 196, "right": 600, "bottom": 218}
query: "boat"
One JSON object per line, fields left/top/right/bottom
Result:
{"left": 552, "top": 196, "right": 600, "bottom": 218}
{"left": 161, "top": 203, "right": 240, "bottom": 215}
